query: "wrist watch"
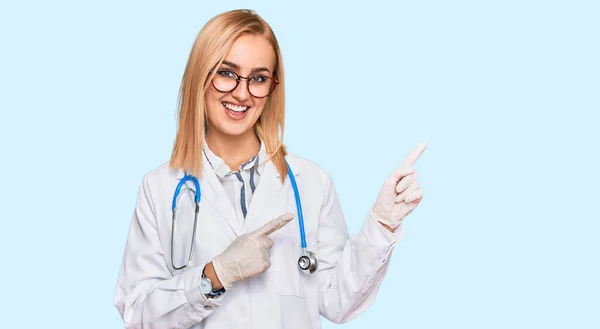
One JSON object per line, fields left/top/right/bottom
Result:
{"left": 200, "top": 270, "right": 225, "bottom": 298}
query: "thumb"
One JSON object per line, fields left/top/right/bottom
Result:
{"left": 387, "top": 164, "right": 414, "bottom": 185}
{"left": 253, "top": 213, "right": 295, "bottom": 236}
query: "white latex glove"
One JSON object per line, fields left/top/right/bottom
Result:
{"left": 211, "top": 213, "right": 294, "bottom": 290}
{"left": 372, "top": 142, "right": 427, "bottom": 230}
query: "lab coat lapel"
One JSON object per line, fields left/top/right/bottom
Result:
{"left": 182, "top": 157, "right": 243, "bottom": 237}
{"left": 243, "top": 157, "right": 300, "bottom": 233}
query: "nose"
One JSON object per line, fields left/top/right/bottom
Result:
{"left": 231, "top": 77, "right": 250, "bottom": 102}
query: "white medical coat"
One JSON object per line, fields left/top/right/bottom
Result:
{"left": 114, "top": 152, "right": 404, "bottom": 329}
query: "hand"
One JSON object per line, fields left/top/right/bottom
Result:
{"left": 372, "top": 142, "right": 427, "bottom": 231}
{"left": 211, "top": 213, "right": 294, "bottom": 290}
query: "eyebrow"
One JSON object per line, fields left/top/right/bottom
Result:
{"left": 222, "top": 60, "right": 271, "bottom": 74}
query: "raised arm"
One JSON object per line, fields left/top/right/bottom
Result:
{"left": 315, "top": 173, "right": 403, "bottom": 324}
{"left": 316, "top": 142, "right": 426, "bottom": 324}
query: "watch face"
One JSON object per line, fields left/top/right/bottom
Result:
{"left": 200, "top": 277, "right": 212, "bottom": 294}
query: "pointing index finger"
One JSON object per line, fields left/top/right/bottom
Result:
{"left": 253, "top": 213, "right": 294, "bottom": 236}
{"left": 402, "top": 142, "right": 427, "bottom": 167}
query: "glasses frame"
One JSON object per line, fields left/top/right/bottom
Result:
{"left": 210, "top": 69, "right": 279, "bottom": 99}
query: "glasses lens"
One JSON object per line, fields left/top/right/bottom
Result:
{"left": 249, "top": 78, "right": 275, "bottom": 98}
{"left": 212, "top": 71, "right": 238, "bottom": 92}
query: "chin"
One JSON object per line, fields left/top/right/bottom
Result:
{"left": 209, "top": 117, "right": 257, "bottom": 137}
{"left": 220, "top": 125, "right": 254, "bottom": 137}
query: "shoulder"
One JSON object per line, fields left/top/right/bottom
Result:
{"left": 285, "top": 151, "right": 334, "bottom": 190}
{"left": 138, "top": 161, "right": 183, "bottom": 188}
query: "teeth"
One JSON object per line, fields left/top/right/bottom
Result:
{"left": 223, "top": 102, "right": 249, "bottom": 112}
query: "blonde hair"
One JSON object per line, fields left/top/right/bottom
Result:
{"left": 169, "top": 9, "right": 288, "bottom": 182}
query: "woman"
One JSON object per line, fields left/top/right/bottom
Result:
{"left": 114, "top": 9, "right": 426, "bottom": 329}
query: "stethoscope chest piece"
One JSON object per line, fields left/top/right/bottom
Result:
{"left": 298, "top": 250, "right": 319, "bottom": 273}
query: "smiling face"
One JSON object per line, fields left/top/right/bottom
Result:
{"left": 204, "top": 33, "right": 277, "bottom": 139}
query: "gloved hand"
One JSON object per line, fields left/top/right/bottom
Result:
{"left": 372, "top": 142, "right": 427, "bottom": 230}
{"left": 211, "top": 213, "right": 294, "bottom": 290}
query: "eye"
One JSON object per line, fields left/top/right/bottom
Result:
{"left": 250, "top": 75, "right": 267, "bottom": 83}
{"left": 217, "top": 70, "right": 236, "bottom": 78}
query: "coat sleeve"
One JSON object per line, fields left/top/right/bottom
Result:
{"left": 114, "top": 175, "right": 225, "bottom": 329}
{"left": 316, "top": 173, "right": 404, "bottom": 324}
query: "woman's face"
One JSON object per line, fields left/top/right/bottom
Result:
{"left": 205, "top": 34, "right": 277, "bottom": 138}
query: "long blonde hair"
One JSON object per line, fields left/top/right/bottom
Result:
{"left": 169, "top": 9, "right": 288, "bottom": 182}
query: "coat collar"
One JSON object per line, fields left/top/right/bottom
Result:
{"left": 202, "top": 140, "right": 269, "bottom": 178}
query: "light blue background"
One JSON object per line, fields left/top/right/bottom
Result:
{"left": 1, "top": 0, "right": 598, "bottom": 328}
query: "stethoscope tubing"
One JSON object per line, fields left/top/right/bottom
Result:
{"left": 286, "top": 161, "right": 307, "bottom": 249}
{"left": 171, "top": 159, "right": 314, "bottom": 272}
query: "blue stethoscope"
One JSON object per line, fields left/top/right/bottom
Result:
{"left": 171, "top": 159, "right": 319, "bottom": 274}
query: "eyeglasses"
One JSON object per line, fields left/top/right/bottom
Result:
{"left": 211, "top": 69, "right": 279, "bottom": 98}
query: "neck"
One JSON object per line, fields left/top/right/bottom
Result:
{"left": 205, "top": 127, "right": 260, "bottom": 171}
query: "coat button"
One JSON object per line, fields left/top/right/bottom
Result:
{"left": 204, "top": 305, "right": 212, "bottom": 310}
